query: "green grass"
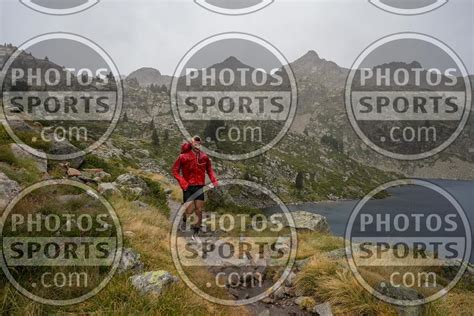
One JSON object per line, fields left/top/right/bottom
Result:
{"left": 139, "top": 176, "right": 170, "bottom": 215}
{"left": 0, "top": 144, "right": 42, "bottom": 185}
{"left": 81, "top": 155, "right": 127, "bottom": 180}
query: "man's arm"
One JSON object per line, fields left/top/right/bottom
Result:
{"left": 206, "top": 157, "right": 218, "bottom": 187}
{"left": 172, "top": 156, "right": 189, "bottom": 190}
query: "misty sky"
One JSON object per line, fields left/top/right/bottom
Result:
{"left": 0, "top": 0, "right": 473, "bottom": 76}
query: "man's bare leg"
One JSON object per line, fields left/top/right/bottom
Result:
{"left": 182, "top": 201, "right": 195, "bottom": 230}
{"left": 194, "top": 200, "right": 205, "bottom": 229}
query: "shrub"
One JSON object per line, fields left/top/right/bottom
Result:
{"left": 140, "top": 176, "right": 170, "bottom": 215}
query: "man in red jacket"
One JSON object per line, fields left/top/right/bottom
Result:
{"left": 172, "top": 136, "right": 218, "bottom": 239}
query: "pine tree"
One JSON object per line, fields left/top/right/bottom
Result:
{"left": 123, "top": 112, "right": 128, "bottom": 123}
{"left": 148, "top": 118, "right": 155, "bottom": 130}
{"left": 164, "top": 129, "right": 169, "bottom": 142}
{"left": 296, "top": 172, "right": 304, "bottom": 190}
{"left": 160, "top": 85, "right": 168, "bottom": 94}
{"left": 152, "top": 128, "right": 160, "bottom": 146}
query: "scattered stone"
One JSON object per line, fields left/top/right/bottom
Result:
{"left": 257, "top": 309, "right": 270, "bottom": 316}
{"left": 67, "top": 168, "right": 81, "bottom": 177}
{"left": 326, "top": 248, "right": 347, "bottom": 261}
{"left": 284, "top": 286, "right": 296, "bottom": 297}
{"left": 131, "top": 200, "right": 149, "bottom": 209}
{"left": 116, "top": 173, "right": 149, "bottom": 197}
{"left": 273, "top": 237, "right": 291, "bottom": 255}
{"left": 272, "top": 285, "right": 286, "bottom": 300}
{"left": 286, "top": 211, "right": 329, "bottom": 233}
{"left": 228, "top": 287, "right": 240, "bottom": 299}
{"left": 295, "top": 296, "right": 316, "bottom": 311}
{"left": 10, "top": 143, "right": 47, "bottom": 173}
{"left": 118, "top": 248, "right": 144, "bottom": 273}
{"left": 285, "top": 271, "right": 297, "bottom": 287}
{"left": 98, "top": 182, "right": 121, "bottom": 197}
{"left": 82, "top": 169, "right": 111, "bottom": 182}
{"left": 262, "top": 297, "right": 274, "bottom": 304}
{"left": 294, "top": 257, "right": 311, "bottom": 271}
{"left": 313, "top": 302, "right": 333, "bottom": 316}
{"left": 124, "top": 231, "right": 136, "bottom": 238}
{"left": 164, "top": 188, "right": 173, "bottom": 195}
{"left": 129, "top": 271, "right": 179, "bottom": 296}
{"left": 127, "top": 187, "right": 144, "bottom": 197}
{"left": 0, "top": 172, "right": 21, "bottom": 210}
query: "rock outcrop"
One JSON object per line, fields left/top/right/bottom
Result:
{"left": 129, "top": 271, "right": 179, "bottom": 296}
{"left": 0, "top": 172, "right": 21, "bottom": 210}
{"left": 10, "top": 144, "right": 47, "bottom": 173}
{"left": 118, "top": 248, "right": 144, "bottom": 274}
{"left": 286, "top": 211, "right": 330, "bottom": 233}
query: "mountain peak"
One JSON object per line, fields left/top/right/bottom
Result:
{"left": 127, "top": 67, "right": 169, "bottom": 88}
{"left": 211, "top": 56, "right": 253, "bottom": 70}
{"left": 304, "top": 50, "right": 320, "bottom": 60}
{"left": 223, "top": 56, "right": 240, "bottom": 63}
{"left": 130, "top": 67, "right": 162, "bottom": 77}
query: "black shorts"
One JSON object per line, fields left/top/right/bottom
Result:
{"left": 183, "top": 185, "right": 205, "bottom": 203}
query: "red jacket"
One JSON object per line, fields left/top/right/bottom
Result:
{"left": 172, "top": 143, "right": 218, "bottom": 191}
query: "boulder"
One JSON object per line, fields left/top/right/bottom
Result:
{"left": 0, "top": 172, "right": 21, "bottom": 210}
{"left": 294, "top": 257, "right": 311, "bottom": 271}
{"left": 295, "top": 296, "right": 316, "bottom": 311}
{"left": 116, "top": 173, "right": 149, "bottom": 196}
{"left": 129, "top": 271, "right": 179, "bottom": 296}
{"left": 313, "top": 302, "right": 333, "bottom": 316}
{"left": 10, "top": 144, "right": 47, "bottom": 173}
{"left": 118, "top": 248, "right": 144, "bottom": 274}
{"left": 98, "top": 182, "right": 121, "bottom": 197}
{"left": 375, "top": 283, "right": 423, "bottom": 316}
{"left": 49, "top": 140, "right": 84, "bottom": 169}
{"left": 286, "top": 211, "right": 329, "bottom": 233}
{"left": 130, "top": 149, "right": 150, "bottom": 159}
{"left": 67, "top": 168, "right": 81, "bottom": 177}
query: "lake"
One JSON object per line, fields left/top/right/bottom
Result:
{"left": 266, "top": 179, "right": 474, "bottom": 263}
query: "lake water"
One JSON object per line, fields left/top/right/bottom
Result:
{"left": 266, "top": 179, "right": 474, "bottom": 263}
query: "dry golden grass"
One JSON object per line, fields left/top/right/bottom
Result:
{"left": 294, "top": 239, "right": 474, "bottom": 316}
{"left": 441, "top": 291, "right": 474, "bottom": 316}
{"left": 296, "top": 231, "right": 344, "bottom": 259}
{"left": 0, "top": 196, "right": 249, "bottom": 316}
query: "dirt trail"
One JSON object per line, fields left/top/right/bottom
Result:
{"left": 167, "top": 198, "right": 309, "bottom": 316}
